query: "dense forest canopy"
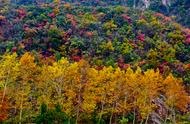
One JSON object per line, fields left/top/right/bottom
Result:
{"left": 1, "top": 0, "right": 189, "bottom": 27}
{"left": 0, "top": 0, "right": 190, "bottom": 123}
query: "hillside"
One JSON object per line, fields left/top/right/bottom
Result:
{"left": 6, "top": 0, "right": 190, "bottom": 27}
{"left": 0, "top": 2, "right": 190, "bottom": 124}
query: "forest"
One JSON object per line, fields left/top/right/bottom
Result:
{"left": 0, "top": 0, "right": 190, "bottom": 123}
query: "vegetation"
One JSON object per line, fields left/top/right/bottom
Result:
{"left": 0, "top": 53, "right": 189, "bottom": 123}
{"left": 0, "top": 0, "right": 189, "bottom": 123}
{"left": 6, "top": 0, "right": 190, "bottom": 27}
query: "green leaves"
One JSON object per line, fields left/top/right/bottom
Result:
{"left": 35, "top": 103, "right": 68, "bottom": 124}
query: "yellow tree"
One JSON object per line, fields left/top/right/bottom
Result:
{"left": 163, "top": 74, "right": 190, "bottom": 123}
{"left": 12, "top": 52, "right": 37, "bottom": 123}
{"left": 38, "top": 58, "right": 88, "bottom": 123}
{"left": 107, "top": 68, "right": 127, "bottom": 124}
{"left": 114, "top": 68, "right": 131, "bottom": 123}
{"left": 74, "top": 60, "right": 89, "bottom": 123}
{"left": 126, "top": 67, "right": 163, "bottom": 123}
{"left": 55, "top": 59, "right": 80, "bottom": 122}
{"left": 83, "top": 66, "right": 130, "bottom": 124}
{"left": 0, "top": 53, "right": 19, "bottom": 105}
{"left": 87, "top": 66, "right": 117, "bottom": 123}
{"left": 37, "top": 58, "right": 69, "bottom": 108}
{"left": 82, "top": 67, "right": 98, "bottom": 115}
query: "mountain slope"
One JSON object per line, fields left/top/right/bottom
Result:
{"left": 0, "top": 4, "right": 190, "bottom": 83}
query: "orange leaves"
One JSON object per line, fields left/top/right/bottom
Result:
{"left": 163, "top": 74, "right": 190, "bottom": 112}
{"left": 186, "top": 63, "right": 190, "bottom": 70}
{"left": 0, "top": 92, "right": 9, "bottom": 121}
{"left": 84, "top": 31, "right": 94, "bottom": 37}
{"left": 19, "top": 52, "right": 37, "bottom": 81}
{"left": 16, "top": 9, "right": 27, "bottom": 19}
{"left": 66, "top": 14, "right": 77, "bottom": 27}
{"left": 20, "top": 52, "right": 36, "bottom": 69}
{"left": 0, "top": 15, "right": 6, "bottom": 21}
{"left": 64, "top": 3, "right": 71, "bottom": 10}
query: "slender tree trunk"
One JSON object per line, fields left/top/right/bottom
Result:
{"left": 76, "top": 88, "right": 81, "bottom": 124}
{"left": 172, "top": 108, "right": 176, "bottom": 124}
{"left": 109, "top": 103, "right": 115, "bottom": 124}
{"left": 145, "top": 114, "right": 149, "bottom": 124}
{"left": 133, "top": 108, "right": 136, "bottom": 124}
{"left": 1, "top": 81, "right": 7, "bottom": 103}
{"left": 68, "top": 117, "right": 70, "bottom": 124}
{"left": 98, "top": 100, "right": 104, "bottom": 124}
{"left": 109, "top": 112, "right": 113, "bottom": 124}
{"left": 164, "top": 110, "right": 168, "bottom": 124}
{"left": 19, "top": 94, "right": 24, "bottom": 124}
{"left": 122, "top": 95, "right": 127, "bottom": 119}
{"left": 140, "top": 119, "right": 144, "bottom": 124}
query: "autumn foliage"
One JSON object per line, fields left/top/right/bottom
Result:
{"left": 0, "top": 1, "right": 190, "bottom": 123}
{"left": 0, "top": 92, "right": 9, "bottom": 121}
{"left": 0, "top": 53, "right": 189, "bottom": 123}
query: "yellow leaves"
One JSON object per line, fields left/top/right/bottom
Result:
{"left": 105, "top": 41, "right": 115, "bottom": 51}
{"left": 53, "top": 0, "right": 60, "bottom": 15}
{"left": 125, "top": 67, "right": 163, "bottom": 119}
{"left": 19, "top": 52, "right": 38, "bottom": 84}
{"left": 0, "top": 53, "right": 189, "bottom": 122}
{"left": 103, "top": 20, "right": 117, "bottom": 30}
{"left": 0, "top": 53, "right": 19, "bottom": 84}
{"left": 20, "top": 52, "right": 36, "bottom": 68}
{"left": 82, "top": 93, "right": 97, "bottom": 113}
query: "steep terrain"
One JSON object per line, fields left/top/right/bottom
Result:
{"left": 0, "top": 1, "right": 190, "bottom": 123}
{"left": 6, "top": 0, "right": 190, "bottom": 27}
{"left": 0, "top": 3, "right": 190, "bottom": 82}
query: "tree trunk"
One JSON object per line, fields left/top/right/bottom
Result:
{"left": 1, "top": 81, "right": 7, "bottom": 104}
{"left": 19, "top": 94, "right": 24, "bottom": 124}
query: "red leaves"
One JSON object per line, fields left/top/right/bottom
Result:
{"left": 95, "top": 66, "right": 103, "bottom": 71}
{"left": 117, "top": 57, "right": 130, "bottom": 70}
{"left": 71, "top": 55, "right": 81, "bottom": 62}
{"left": 121, "top": 14, "right": 132, "bottom": 24}
{"left": 185, "top": 34, "right": 190, "bottom": 44}
{"left": 66, "top": 14, "right": 77, "bottom": 27}
{"left": 16, "top": 9, "right": 26, "bottom": 19}
{"left": 84, "top": 31, "right": 94, "bottom": 37}
{"left": 63, "top": 29, "right": 73, "bottom": 42}
{"left": 66, "top": 14, "right": 74, "bottom": 19}
{"left": 48, "top": 12, "right": 56, "bottom": 18}
{"left": 154, "top": 13, "right": 165, "bottom": 18}
{"left": 154, "top": 12, "right": 172, "bottom": 22}
{"left": 158, "top": 61, "right": 169, "bottom": 74}
{"left": 11, "top": 47, "right": 17, "bottom": 53}
{"left": 137, "top": 33, "right": 145, "bottom": 42}
{"left": 36, "top": 21, "right": 47, "bottom": 29}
